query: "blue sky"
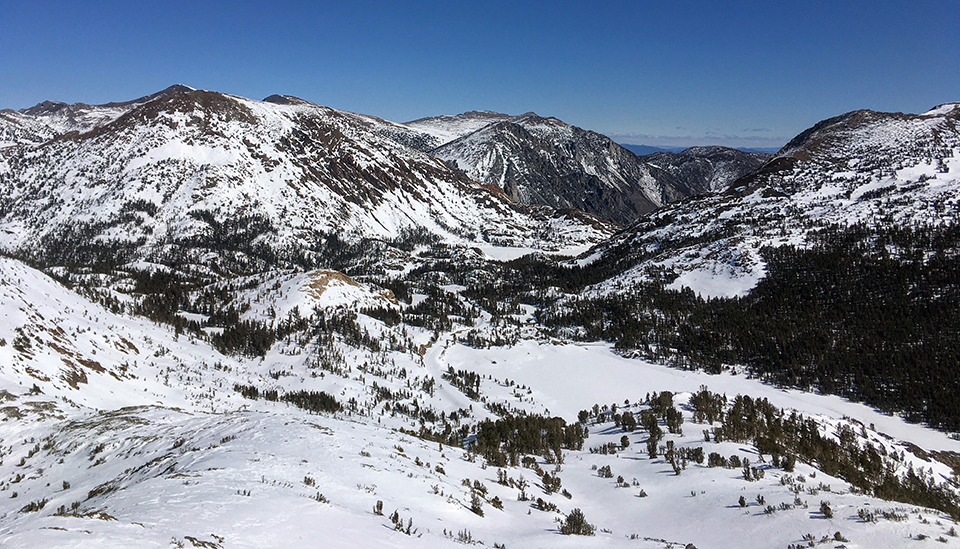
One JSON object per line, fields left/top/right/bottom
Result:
{"left": 2, "top": 1, "right": 957, "bottom": 148}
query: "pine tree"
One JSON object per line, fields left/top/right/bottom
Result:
{"left": 560, "top": 508, "right": 595, "bottom": 536}
{"left": 470, "top": 491, "right": 484, "bottom": 517}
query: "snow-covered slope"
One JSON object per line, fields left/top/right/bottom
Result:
{"left": 415, "top": 112, "right": 692, "bottom": 225}
{"left": 2, "top": 85, "right": 196, "bottom": 145}
{"left": 0, "top": 111, "right": 57, "bottom": 148}
{"left": 0, "top": 255, "right": 239, "bottom": 412}
{"left": 0, "top": 89, "right": 614, "bottom": 270}
{"left": 403, "top": 111, "right": 513, "bottom": 150}
{"left": 588, "top": 103, "right": 960, "bottom": 298}
{"left": 3, "top": 255, "right": 960, "bottom": 548}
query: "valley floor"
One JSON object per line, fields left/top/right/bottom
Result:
{"left": 3, "top": 343, "right": 960, "bottom": 548}
{"left": 2, "top": 256, "right": 959, "bottom": 548}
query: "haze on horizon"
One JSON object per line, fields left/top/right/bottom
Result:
{"left": 2, "top": 0, "right": 957, "bottom": 149}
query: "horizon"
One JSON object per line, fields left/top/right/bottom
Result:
{"left": 2, "top": 1, "right": 957, "bottom": 149}
{"left": 5, "top": 81, "right": 787, "bottom": 152}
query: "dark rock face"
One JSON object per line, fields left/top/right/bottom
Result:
{"left": 423, "top": 112, "right": 694, "bottom": 225}
{"left": 405, "top": 112, "right": 771, "bottom": 225}
{"left": 642, "top": 146, "right": 769, "bottom": 194}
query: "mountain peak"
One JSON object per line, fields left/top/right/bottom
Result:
{"left": 924, "top": 102, "right": 960, "bottom": 117}
{"left": 772, "top": 102, "right": 960, "bottom": 165}
{"left": 262, "top": 94, "right": 312, "bottom": 106}
{"left": 19, "top": 85, "right": 196, "bottom": 116}
{"left": 425, "top": 111, "right": 698, "bottom": 223}
{"left": 19, "top": 100, "right": 78, "bottom": 116}
{"left": 8, "top": 85, "right": 201, "bottom": 139}
{"left": 404, "top": 110, "right": 510, "bottom": 127}
{"left": 146, "top": 84, "right": 195, "bottom": 98}
{"left": 460, "top": 110, "right": 509, "bottom": 118}
{"left": 99, "top": 84, "right": 197, "bottom": 109}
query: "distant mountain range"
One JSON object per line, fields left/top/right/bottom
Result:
{"left": 1, "top": 89, "right": 773, "bottom": 235}
{"left": 620, "top": 144, "right": 780, "bottom": 156}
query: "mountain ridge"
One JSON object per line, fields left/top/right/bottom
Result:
{"left": 2, "top": 89, "right": 777, "bottom": 228}
{"left": 0, "top": 88, "right": 614, "bottom": 273}
{"left": 415, "top": 111, "right": 694, "bottom": 224}
{"left": 585, "top": 101, "right": 960, "bottom": 301}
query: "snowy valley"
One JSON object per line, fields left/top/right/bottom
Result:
{"left": 0, "top": 87, "right": 959, "bottom": 548}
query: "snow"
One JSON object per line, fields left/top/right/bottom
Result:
{"left": 2, "top": 256, "right": 959, "bottom": 548}
{"left": 403, "top": 111, "right": 511, "bottom": 147}
{"left": 232, "top": 270, "right": 396, "bottom": 326}
{"left": 443, "top": 337, "right": 960, "bottom": 452}
{"left": 923, "top": 103, "right": 960, "bottom": 117}
{"left": 476, "top": 245, "right": 540, "bottom": 261}
{"left": 667, "top": 266, "right": 764, "bottom": 299}
{"left": 3, "top": 93, "right": 960, "bottom": 549}
{"left": 0, "top": 91, "right": 614, "bottom": 260}
{"left": 124, "top": 140, "right": 242, "bottom": 172}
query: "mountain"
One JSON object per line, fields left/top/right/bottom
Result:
{"left": 621, "top": 145, "right": 779, "bottom": 156}
{"left": 403, "top": 110, "right": 511, "bottom": 151}
{"left": 737, "top": 146, "right": 780, "bottom": 154}
{"left": 0, "top": 88, "right": 614, "bottom": 273}
{"left": 11, "top": 84, "right": 196, "bottom": 138}
{"left": 619, "top": 144, "right": 683, "bottom": 156}
{"left": 586, "top": 102, "right": 960, "bottom": 299}
{"left": 404, "top": 112, "right": 695, "bottom": 225}
{"left": 0, "top": 109, "right": 56, "bottom": 148}
{"left": 641, "top": 146, "right": 769, "bottom": 193}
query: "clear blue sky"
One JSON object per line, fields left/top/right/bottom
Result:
{"left": 2, "top": 1, "right": 957, "bottom": 148}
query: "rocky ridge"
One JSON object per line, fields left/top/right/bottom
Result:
{"left": 0, "top": 89, "right": 614, "bottom": 273}
{"left": 410, "top": 111, "right": 693, "bottom": 225}
{"left": 587, "top": 103, "right": 960, "bottom": 298}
